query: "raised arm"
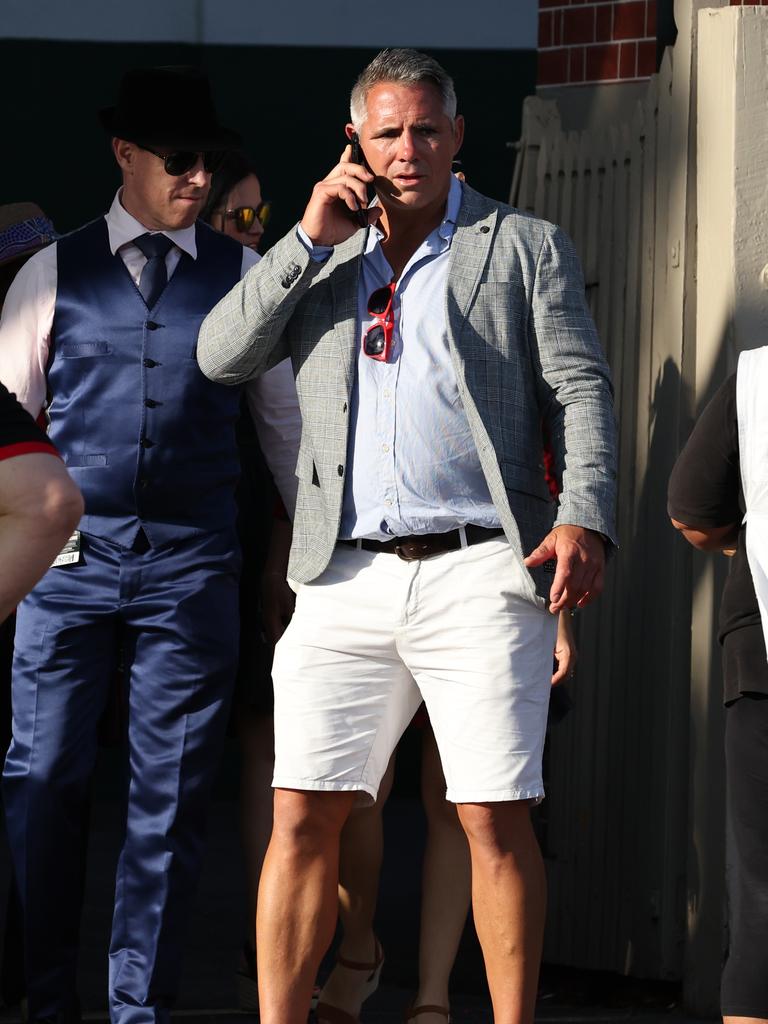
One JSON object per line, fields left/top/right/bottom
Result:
{"left": 198, "top": 144, "right": 379, "bottom": 386}
{"left": 197, "top": 229, "right": 321, "bottom": 385}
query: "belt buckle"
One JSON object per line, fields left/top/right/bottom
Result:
{"left": 395, "top": 540, "right": 431, "bottom": 562}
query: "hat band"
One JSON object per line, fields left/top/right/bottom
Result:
{"left": 0, "top": 216, "right": 57, "bottom": 264}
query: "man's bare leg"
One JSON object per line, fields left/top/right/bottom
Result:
{"left": 317, "top": 757, "right": 395, "bottom": 1018}
{"left": 256, "top": 788, "right": 356, "bottom": 1024}
{"left": 457, "top": 801, "right": 546, "bottom": 1024}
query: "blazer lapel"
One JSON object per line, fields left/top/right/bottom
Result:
{"left": 329, "top": 230, "right": 367, "bottom": 393}
{"left": 446, "top": 185, "right": 498, "bottom": 353}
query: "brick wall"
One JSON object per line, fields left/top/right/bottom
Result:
{"left": 538, "top": 1, "right": 657, "bottom": 87}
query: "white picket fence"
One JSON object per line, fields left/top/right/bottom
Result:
{"left": 509, "top": 54, "right": 695, "bottom": 980}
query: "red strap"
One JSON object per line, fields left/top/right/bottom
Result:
{"left": 0, "top": 441, "right": 60, "bottom": 462}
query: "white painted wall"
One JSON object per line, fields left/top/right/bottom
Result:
{"left": 696, "top": 5, "right": 768, "bottom": 384}
{"left": 0, "top": 0, "right": 538, "bottom": 49}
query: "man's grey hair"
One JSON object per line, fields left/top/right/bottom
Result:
{"left": 349, "top": 48, "right": 457, "bottom": 129}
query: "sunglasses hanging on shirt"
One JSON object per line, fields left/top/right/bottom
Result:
{"left": 363, "top": 281, "right": 396, "bottom": 361}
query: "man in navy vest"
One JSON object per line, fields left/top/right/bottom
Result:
{"left": 0, "top": 67, "right": 271, "bottom": 1024}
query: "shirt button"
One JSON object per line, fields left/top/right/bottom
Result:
{"left": 383, "top": 389, "right": 391, "bottom": 399}
{"left": 385, "top": 499, "right": 393, "bottom": 507}
{"left": 143, "top": 358, "right": 157, "bottom": 368}
{"left": 382, "top": 443, "right": 390, "bottom": 453}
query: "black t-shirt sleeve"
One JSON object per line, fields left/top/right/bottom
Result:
{"left": 0, "top": 382, "right": 57, "bottom": 460}
{"left": 668, "top": 374, "right": 740, "bottom": 528}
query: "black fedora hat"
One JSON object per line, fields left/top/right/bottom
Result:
{"left": 99, "top": 65, "right": 241, "bottom": 151}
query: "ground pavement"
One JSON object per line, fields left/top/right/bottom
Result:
{"left": 0, "top": 741, "right": 715, "bottom": 1023}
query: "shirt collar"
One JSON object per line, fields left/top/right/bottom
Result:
{"left": 365, "top": 175, "right": 463, "bottom": 256}
{"left": 105, "top": 189, "right": 198, "bottom": 259}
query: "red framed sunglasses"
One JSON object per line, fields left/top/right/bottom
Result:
{"left": 363, "top": 281, "right": 396, "bottom": 361}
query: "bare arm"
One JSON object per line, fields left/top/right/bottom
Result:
{"left": 261, "top": 517, "right": 295, "bottom": 645}
{"left": 551, "top": 609, "right": 577, "bottom": 685}
{"left": 669, "top": 518, "right": 740, "bottom": 552}
{"left": 0, "top": 452, "right": 83, "bottom": 621}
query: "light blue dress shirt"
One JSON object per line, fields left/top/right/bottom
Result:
{"left": 300, "top": 176, "right": 500, "bottom": 541}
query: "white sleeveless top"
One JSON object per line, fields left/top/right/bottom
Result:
{"left": 736, "top": 347, "right": 768, "bottom": 658}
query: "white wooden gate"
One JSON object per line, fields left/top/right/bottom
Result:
{"left": 509, "top": 0, "right": 706, "bottom": 981}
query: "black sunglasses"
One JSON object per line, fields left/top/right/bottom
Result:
{"left": 218, "top": 203, "right": 272, "bottom": 232}
{"left": 139, "top": 145, "right": 226, "bottom": 177}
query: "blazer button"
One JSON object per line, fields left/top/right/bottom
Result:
{"left": 143, "top": 358, "right": 158, "bottom": 368}
{"left": 479, "top": 225, "right": 490, "bottom": 234}
{"left": 146, "top": 320, "right": 160, "bottom": 330}
{"left": 140, "top": 437, "right": 155, "bottom": 449}
{"left": 139, "top": 477, "right": 149, "bottom": 489}
{"left": 337, "top": 464, "right": 344, "bottom": 476}
{"left": 145, "top": 398, "right": 158, "bottom": 408}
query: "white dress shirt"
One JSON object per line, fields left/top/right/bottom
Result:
{"left": 0, "top": 190, "right": 300, "bottom": 516}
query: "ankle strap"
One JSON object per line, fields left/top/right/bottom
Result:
{"left": 406, "top": 1006, "right": 450, "bottom": 1020}
{"left": 336, "top": 938, "right": 383, "bottom": 972}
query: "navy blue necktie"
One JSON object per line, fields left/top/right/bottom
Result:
{"left": 134, "top": 233, "right": 174, "bottom": 309}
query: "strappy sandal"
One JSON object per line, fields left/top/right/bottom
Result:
{"left": 315, "top": 939, "right": 384, "bottom": 1024}
{"left": 404, "top": 1005, "right": 450, "bottom": 1022}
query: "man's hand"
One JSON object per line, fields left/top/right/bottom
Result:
{"left": 551, "top": 609, "right": 577, "bottom": 685}
{"left": 261, "top": 572, "right": 296, "bottom": 645}
{"left": 299, "top": 145, "right": 381, "bottom": 247}
{"left": 261, "top": 517, "right": 295, "bottom": 644}
{"left": 524, "top": 525, "right": 606, "bottom": 614}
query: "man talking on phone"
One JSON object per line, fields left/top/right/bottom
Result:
{"left": 198, "top": 48, "right": 616, "bottom": 1024}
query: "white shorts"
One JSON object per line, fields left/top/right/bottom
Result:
{"left": 272, "top": 536, "right": 557, "bottom": 804}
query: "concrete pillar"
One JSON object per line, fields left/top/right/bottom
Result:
{"left": 688, "top": 6, "right": 768, "bottom": 1015}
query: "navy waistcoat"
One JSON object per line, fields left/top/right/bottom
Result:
{"left": 51, "top": 218, "right": 243, "bottom": 546}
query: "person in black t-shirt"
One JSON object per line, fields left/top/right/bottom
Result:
{"left": 669, "top": 373, "right": 768, "bottom": 1024}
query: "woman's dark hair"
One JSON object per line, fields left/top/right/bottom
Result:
{"left": 200, "top": 151, "right": 261, "bottom": 224}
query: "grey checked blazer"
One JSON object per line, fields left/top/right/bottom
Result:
{"left": 198, "top": 185, "right": 617, "bottom": 601}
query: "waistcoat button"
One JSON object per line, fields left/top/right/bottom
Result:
{"left": 143, "top": 358, "right": 157, "bottom": 368}
{"left": 337, "top": 464, "right": 344, "bottom": 476}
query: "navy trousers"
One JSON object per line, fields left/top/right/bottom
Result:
{"left": 2, "top": 529, "right": 240, "bottom": 1024}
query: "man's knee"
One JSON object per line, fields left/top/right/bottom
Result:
{"left": 271, "top": 788, "right": 357, "bottom": 850}
{"left": 456, "top": 800, "right": 534, "bottom": 854}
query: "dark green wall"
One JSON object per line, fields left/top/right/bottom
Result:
{"left": 1, "top": 39, "right": 535, "bottom": 244}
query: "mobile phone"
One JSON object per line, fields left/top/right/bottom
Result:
{"left": 349, "top": 132, "right": 372, "bottom": 228}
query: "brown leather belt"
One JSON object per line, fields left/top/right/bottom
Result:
{"left": 339, "top": 525, "right": 504, "bottom": 562}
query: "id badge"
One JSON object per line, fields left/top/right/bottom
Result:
{"left": 51, "top": 530, "right": 82, "bottom": 568}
